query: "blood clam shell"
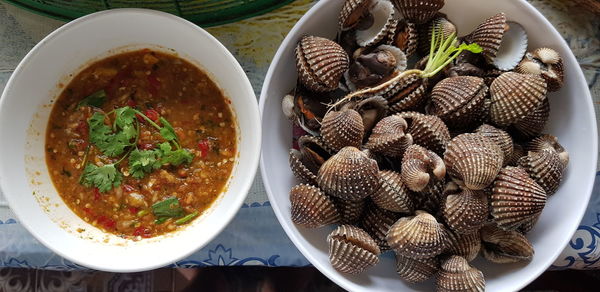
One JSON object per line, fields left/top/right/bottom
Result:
{"left": 290, "top": 184, "right": 340, "bottom": 228}
{"left": 295, "top": 36, "right": 349, "bottom": 92}
{"left": 327, "top": 225, "right": 381, "bottom": 274}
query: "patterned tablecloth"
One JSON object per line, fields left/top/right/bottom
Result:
{"left": 0, "top": 0, "right": 599, "bottom": 270}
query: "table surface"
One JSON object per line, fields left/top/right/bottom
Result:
{"left": 0, "top": 0, "right": 599, "bottom": 271}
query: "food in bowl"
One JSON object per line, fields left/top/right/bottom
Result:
{"left": 283, "top": 0, "right": 569, "bottom": 290}
{"left": 45, "top": 49, "right": 237, "bottom": 239}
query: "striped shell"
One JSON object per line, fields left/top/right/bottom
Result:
{"left": 386, "top": 211, "right": 448, "bottom": 259}
{"left": 491, "top": 166, "right": 547, "bottom": 230}
{"left": 518, "top": 150, "right": 564, "bottom": 196}
{"left": 317, "top": 146, "right": 381, "bottom": 200}
{"left": 436, "top": 256, "right": 485, "bottom": 292}
{"left": 321, "top": 109, "right": 365, "bottom": 152}
{"left": 391, "top": 19, "right": 419, "bottom": 57}
{"left": 525, "top": 134, "right": 569, "bottom": 168}
{"left": 480, "top": 224, "right": 534, "bottom": 263}
{"left": 444, "top": 133, "right": 503, "bottom": 190}
{"left": 356, "top": 0, "right": 397, "bottom": 47}
{"left": 371, "top": 170, "right": 415, "bottom": 213}
{"left": 364, "top": 115, "right": 413, "bottom": 157}
{"left": 290, "top": 184, "right": 340, "bottom": 228}
{"left": 428, "top": 76, "right": 489, "bottom": 130}
{"left": 398, "top": 112, "right": 451, "bottom": 156}
{"left": 475, "top": 124, "right": 514, "bottom": 163}
{"left": 289, "top": 149, "right": 318, "bottom": 185}
{"left": 445, "top": 230, "right": 481, "bottom": 262}
{"left": 333, "top": 197, "right": 366, "bottom": 225}
{"left": 418, "top": 16, "right": 457, "bottom": 54}
{"left": 489, "top": 72, "right": 547, "bottom": 127}
{"left": 442, "top": 183, "right": 489, "bottom": 234}
{"left": 413, "top": 178, "right": 445, "bottom": 215}
{"left": 339, "top": 0, "right": 372, "bottom": 31}
{"left": 295, "top": 36, "right": 349, "bottom": 92}
{"left": 512, "top": 97, "right": 550, "bottom": 139}
{"left": 361, "top": 202, "right": 402, "bottom": 251}
{"left": 505, "top": 143, "right": 525, "bottom": 166}
{"left": 391, "top": 0, "right": 445, "bottom": 24}
{"left": 327, "top": 225, "right": 381, "bottom": 274}
{"left": 466, "top": 13, "right": 507, "bottom": 65}
{"left": 516, "top": 47, "right": 564, "bottom": 92}
{"left": 401, "top": 144, "right": 446, "bottom": 192}
{"left": 395, "top": 254, "right": 439, "bottom": 283}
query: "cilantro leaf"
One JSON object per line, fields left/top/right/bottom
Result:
{"left": 159, "top": 117, "right": 177, "bottom": 142}
{"left": 159, "top": 142, "right": 193, "bottom": 166}
{"left": 129, "top": 148, "right": 162, "bottom": 179}
{"left": 77, "top": 90, "right": 106, "bottom": 109}
{"left": 88, "top": 110, "right": 135, "bottom": 157}
{"left": 114, "top": 107, "right": 137, "bottom": 139}
{"left": 81, "top": 163, "right": 122, "bottom": 192}
{"left": 152, "top": 197, "right": 184, "bottom": 220}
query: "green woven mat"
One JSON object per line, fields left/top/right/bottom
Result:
{"left": 2, "top": 0, "right": 294, "bottom": 27}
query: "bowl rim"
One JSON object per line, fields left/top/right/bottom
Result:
{"left": 258, "top": 0, "right": 598, "bottom": 290}
{"left": 0, "top": 8, "right": 261, "bottom": 272}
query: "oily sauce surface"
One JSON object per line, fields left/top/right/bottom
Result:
{"left": 45, "top": 50, "right": 236, "bottom": 239}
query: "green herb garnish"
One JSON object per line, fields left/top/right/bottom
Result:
{"left": 80, "top": 163, "right": 123, "bottom": 192}
{"left": 88, "top": 111, "right": 135, "bottom": 157}
{"left": 174, "top": 211, "right": 199, "bottom": 225}
{"left": 152, "top": 197, "right": 185, "bottom": 222}
{"left": 77, "top": 90, "right": 106, "bottom": 109}
{"left": 159, "top": 142, "right": 193, "bottom": 166}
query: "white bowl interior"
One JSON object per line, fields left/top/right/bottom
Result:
{"left": 0, "top": 9, "right": 261, "bottom": 272}
{"left": 259, "top": 0, "right": 597, "bottom": 291}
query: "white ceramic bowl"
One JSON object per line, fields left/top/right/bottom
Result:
{"left": 259, "top": 0, "right": 597, "bottom": 291}
{"left": 0, "top": 9, "right": 261, "bottom": 272}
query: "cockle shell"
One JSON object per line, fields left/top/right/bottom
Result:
{"left": 494, "top": 21, "right": 528, "bottom": 70}
{"left": 386, "top": 211, "right": 448, "bottom": 259}
{"left": 480, "top": 224, "right": 534, "bottom": 263}
{"left": 295, "top": 36, "right": 349, "bottom": 92}
{"left": 428, "top": 76, "right": 489, "bottom": 130}
{"left": 442, "top": 182, "right": 489, "bottom": 234}
{"left": 413, "top": 178, "right": 445, "bottom": 215}
{"left": 518, "top": 149, "right": 564, "bottom": 196}
{"left": 516, "top": 47, "right": 564, "bottom": 92}
{"left": 290, "top": 184, "right": 340, "bottom": 228}
{"left": 361, "top": 202, "right": 402, "bottom": 251}
{"left": 491, "top": 166, "right": 547, "bottom": 230}
{"left": 350, "top": 96, "right": 389, "bottom": 134}
{"left": 436, "top": 255, "right": 485, "bottom": 292}
{"left": 317, "top": 146, "right": 381, "bottom": 200}
{"left": 289, "top": 149, "right": 318, "bottom": 185}
{"left": 297, "top": 135, "right": 333, "bottom": 175}
{"left": 327, "top": 225, "right": 381, "bottom": 274}
{"left": 525, "top": 134, "right": 569, "bottom": 168}
{"left": 475, "top": 124, "right": 514, "bottom": 163}
{"left": 444, "top": 133, "right": 503, "bottom": 190}
{"left": 333, "top": 197, "right": 366, "bottom": 225}
{"left": 321, "top": 108, "right": 365, "bottom": 152}
{"left": 489, "top": 72, "right": 547, "bottom": 127}
{"left": 505, "top": 143, "right": 525, "bottom": 166}
{"left": 371, "top": 170, "right": 415, "bottom": 213}
{"left": 391, "top": 19, "right": 419, "bottom": 57}
{"left": 391, "top": 0, "right": 445, "bottom": 24}
{"left": 466, "top": 13, "right": 507, "bottom": 65}
{"left": 512, "top": 97, "right": 550, "bottom": 140}
{"left": 356, "top": 0, "right": 397, "bottom": 47}
{"left": 418, "top": 16, "right": 457, "bottom": 55}
{"left": 398, "top": 111, "right": 451, "bottom": 156}
{"left": 395, "top": 254, "right": 439, "bottom": 283}
{"left": 339, "top": 0, "right": 372, "bottom": 31}
{"left": 364, "top": 115, "right": 413, "bottom": 157}
{"left": 347, "top": 45, "right": 407, "bottom": 89}
{"left": 401, "top": 144, "right": 446, "bottom": 192}
{"left": 291, "top": 87, "right": 340, "bottom": 135}
{"left": 445, "top": 230, "right": 481, "bottom": 262}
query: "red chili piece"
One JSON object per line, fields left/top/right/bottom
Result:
{"left": 133, "top": 226, "right": 152, "bottom": 238}
{"left": 76, "top": 120, "right": 89, "bottom": 137}
{"left": 93, "top": 188, "right": 101, "bottom": 201}
{"left": 127, "top": 99, "right": 137, "bottom": 107}
{"left": 197, "top": 140, "right": 210, "bottom": 158}
{"left": 129, "top": 207, "right": 139, "bottom": 215}
{"left": 145, "top": 109, "right": 159, "bottom": 122}
{"left": 97, "top": 215, "right": 116, "bottom": 230}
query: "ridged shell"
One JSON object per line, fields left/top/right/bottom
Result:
{"left": 525, "top": 134, "right": 569, "bottom": 168}
{"left": 327, "top": 225, "right": 381, "bottom": 274}
{"left": 516, "top": 47, "right": 564, "bottom": 92}
{"left": 518, "top": 150, "right": 564, "bottom": 196}
{"left": 395, "top": 254, "right": 439, "bottom": 283}
{"left": 398, "top": 112, "right": 451, "bottom": 156}
{"left": 505, "top": 143, "right": 525, "bottom": 166}
{"left": 445, "top": 230, "right": 481, "bottom": 262}
{"left": 444, "top": 133, "right": 503, "bottom": 190}
{"left": 356, "top": 0, "right": 397, "bottom": 47}
{"left": 391, "top": 0, "right": 445, "bottom": 24}
{"left": 401, "top": 144, "right": 446, "bottom": 192}
{"left": 289, "top": 149, "right": 318, "bottom": 185}
{"left": 428, "top": 76, "right": 489, "bottom": 130}
{"left": 290, "top": 184, "right": 340, "bottom": 228}
{"left": 475, "top": 124, "right": 514, "bottom": 163}
{"left": 392, "top": 20, "right": 419, "bottom": 57}
{"left": 334, "top": 197, "right": 366, "bottom": 225}
{"left": 466, "top": 13, "right": 507, "bottom": 65}
{"left": 491, "top": 166, "right": 547, "bottom": 230}
{"left": 353, "top": 96, "right": 389, "bottom": 134}
{"left": 295, "top": 36, "right": 349, "bottom": 92}
{"left": 386, "top": 211, "right": 448, "bottom": 259}
{"left": 489, "top": 72, "right": 547, "bottom": 127}
{"left": 436, "top": 256, "right": 485, "bottom": 292}
{"left": 317, "top": 147, "right": 380, "bottom": 200}
{"left": 364, "top": 115, "right": 413, "bottom": 157}
{"left": 339, "top": 0, "right": 372, "bottom": 31}
{"left": 371, "top": 170, "right": 415, "bottom": 213}
{"left": 413, "top": 178, "right": 445, "bottom": 215}
{"left": 493, "top": 21, "right": 528, "bottom": 70}
{"left": 418, "top": 16, "right": 457, "bottom": 54}
{"left": 442, "top": 185, "right": 488, "bottom": 234}
{"left": 512, "top": 97, "right": 550, "bottom": 139}
{"left": 361, "top": 202, "right": 402, "bottom": 251}
{"left": 480, "top": 224, "right": 534, "bottom": 263}
{"left": 321, "top": 109, "right": 365, "bottom": 152}
{"left": 298, "top": 135, "right": 333, "bottom": 175}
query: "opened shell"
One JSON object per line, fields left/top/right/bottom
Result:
{"left": 365, "top": 115, "right": 413, "bottom": 157}
{"left": 327, "top": 225, "right": 381, "bottom": 274}
{"left": 290, "top": 184, "right": 340, "bottom": 228}
{"left": 444, "top": 133, "right": 503, "bottom": 190}
{"left": 356, "top": 0, "right": 397, "bottom": 47}
{"left": 318, "top": 147, "right": 380, "bottom": 200}
{"left": 392, "top": 0, "right": 445, "bottom": 24}
{"left": 321, "top": 109, "right": 365, "bottom": 152}
{"left": 428, "top": 76, "right": 489, "bottom": 130}
{"left": 525, "top": 134, "right": 569, "bottom": 168}
{"left": 386, "top": 211, "right": 448, "bottom": 259}
{"left": 512, "top": 97, "right": 550, "bottom": 139}
{"left": 518, "top": 149, "right": 564, "bottom": 195}
{"left": 436, "top": 255, "right": 485, "bottom": 292}
{"left": 395, "top": 254, "right": 439, "bottom": 283}
{"left": 489, "top": 72, "right": 547, "bottom": 127}
{"left": 339, "top": 0, "right": 372, "bottom": 31}
{"left": 295, "top": 36, "right": 349, "bottom": 92}
{"left": 399, "top": 112, "right": 451, "bottom": 156}
{"left": 289, "top": 149, "right": 318, "bottom": 185}
{"left": 491, "top": 166, "right": 547, "bottom": 230}
{"left": 475, "top": 124, "right": 514, "bottom": 163}
{"left": 516, "top": 47, "right": 564, "bottom": 92}
{"left": 371, "top": 170, "right": 415, "bottom": 213}
{"left": 351, "top": 96, "right": 389, "bottom": 134}
{"left": 362, "top": 202, "right": 402, "bottom": 251}
{"left": 391, "top": 19, "right": 419, "bottom": 57}
{"left": 347, "top": 45, "right": 407, "bottom": 89}
{"left": 445, "top": 230, "right": 481, "bottom": 262}
{"left": 493, "top": 21, "right": 528, "bottom": 70}
{"left": 442, "top": 183, "right": 488, "bottom": 234}
{"left": 297, "top": 135, "right": 333, "bottom": 175}
{"left": 401, "top": 144, "right": 446, "bottom": 192}
{"left": 466, "top": 13, "right": 507, "bottom": 65}
{"left": 480, "top": 224, "right": 534, "bottom": 263}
